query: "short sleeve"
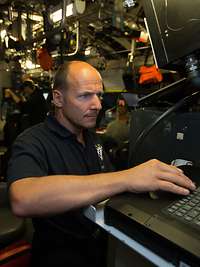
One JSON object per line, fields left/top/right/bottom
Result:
{"left": 7, "top": 136, "right": 48, "bottom": 186}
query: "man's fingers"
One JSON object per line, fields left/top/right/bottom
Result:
{"left": 157, "top": 162, "right": 196, "bottom": 190}
{"left": 160, "top": 171, "right": 196, "bottom": 190}
{"left": 158, "top": 180, "right": 190, "bottom": 195}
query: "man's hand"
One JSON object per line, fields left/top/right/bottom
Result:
{"left": 4, "top": 88, "right": 12, "bottom": 98}
{"left": 126, "top": 159, "right": 196, "bottom": 195}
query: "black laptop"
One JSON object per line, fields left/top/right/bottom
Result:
{"left": 105, "top": 109, "right": 200, "bottom": 266}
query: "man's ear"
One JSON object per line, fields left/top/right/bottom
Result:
{"left": 52, "top": 90, "right": 64, "bottom": 108}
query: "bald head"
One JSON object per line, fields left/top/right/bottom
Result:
{"left": 52, "top": 60, "right": 103, "bottom": 132}
{"left": 53, "top": 61, "right": 102, "bottom": 92}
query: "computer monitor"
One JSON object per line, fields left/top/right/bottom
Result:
{"left": 128, "top": 109, "right": 200, "bottom": 167}
{"left": 143, "top": 0, "right": 200, "bottom": 80}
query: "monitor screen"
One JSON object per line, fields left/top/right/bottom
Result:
{"left": 143, "top": 0, "right": 200, "bottom": 71}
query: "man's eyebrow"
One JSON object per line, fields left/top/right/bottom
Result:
{"left": 79, "top": 90, "right": 103, "bottom": 95}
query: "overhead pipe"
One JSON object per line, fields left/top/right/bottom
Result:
{"left": 26, "top": 11, "right": 32, "bottom": 43}
{"left": 126, "top": 38, "right": 136, "bottom": 66}
{"left": 61, "top": 0, "right": 80, "bottom": 56}
{"left": 61, "top": 0, "right": 67, "bottom": 28}
{"left": 65, "top": 21, "right": 79, "bottom": 56}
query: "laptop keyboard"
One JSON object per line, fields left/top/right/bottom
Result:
{"left": 163, "top": 186, "right": 200, "bottom": 229}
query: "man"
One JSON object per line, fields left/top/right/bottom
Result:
{"left": 1, "top": 87, "right": 21, "bottom": 147}
{"left": 7, "top": 61, "right": 195, "bottom": 267}
{"left": 5, "top": 80, "right": 48, "bottom": 130}
{"left": 105, "top": 97, "right": 130, "bottom": 146}
{"left": 20, "top": 80, "right": 48, "bottom": 129}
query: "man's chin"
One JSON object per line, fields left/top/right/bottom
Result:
{"left": 83, "top": 121, "right": 97, "bottom": 129}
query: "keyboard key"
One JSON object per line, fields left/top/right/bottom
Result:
{"left": 194, "top": 207, "right": 200, "bottom": 212}
{"left": 187, "top": 210, "right": 199, "bottom": 218}
{"left": 171, "top": 205, "right": 179, "bottom": 210}
{"left": 177, "top": 209, "right": 187, "bottom": 214}
{"left": 182, "top": 205, "right": 193, "bottom": 211}
{"left": 191, "top": 199, "right": 200, "bottom": 204}
{"left": 175, "top": 211, "right": 186, "bottom": 216}
{"left": 167, "top": 208, "right": 176, "bottom": 213}
{"left": 194, "top": 220, "right": 200, "bottom": 226}
{"left": 184, "top": 215, "right": 193, "bottom": 221}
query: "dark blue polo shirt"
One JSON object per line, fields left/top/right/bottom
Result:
{"left": 7, "top": 115, "right": 113, "bottom": 266}
{"left": 8, "top": 115, "right": 113, "bottom": 180}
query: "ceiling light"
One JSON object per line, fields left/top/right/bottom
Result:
{"left": 23, "top": 59, "right": 40, "bottom": 70}
{"left": 0, "top": 29, "right": 7, "bottom": 40}
{"left": 66, "top": 3, "right": 74, "bottom": 17}
{"left": 5, "top": 36, "right": 9, "bottom": 48}
{"left": 50, "top": 9, "right": 62, "bottom": 23}
{"left": 21, "top": 13, "right": 43, "bottom": 22}
{"left": 85, "top": 46, "right": 91, "bottom": 56}
{"left": 123, "top": 0, "right": 137, "bottom": 8}
{"left": 50, "top": 3, "right": 75, "bottom": 23}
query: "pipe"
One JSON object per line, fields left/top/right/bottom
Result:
{"left": 65, "top": 21, "right": 79, "bottom": 56}
{"left": 61, "top": 0, "right": 67, "bottom": 27}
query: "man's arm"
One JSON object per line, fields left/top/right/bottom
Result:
{"left": 5, "top": 89, "right": 26, "bottom": 103}
{"left": 9, "top": 159, "right": 195, "bottom": 217}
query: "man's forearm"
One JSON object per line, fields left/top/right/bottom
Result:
{"left": 9, "top": 172, "right": 126, "bottom": 217}
{"left": 9, "top": 91, "right": 21, "bottom": 103}
{"left": 9, "top": 159, "right": 195, "bottom": 218}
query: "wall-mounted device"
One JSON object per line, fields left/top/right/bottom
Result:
{"left": 143, "top": 0, "right": 200, "bottom": 85}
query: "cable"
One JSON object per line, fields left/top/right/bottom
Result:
{"left": 138, "top": 78, "right": 186, "bottom": 106}
{"left": 128, "top": 90, "right": 200, "bottom": 167}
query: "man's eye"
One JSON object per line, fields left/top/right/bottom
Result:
{"left": 78, "top": 92, "right": 103, "bottom": 100}
{"left": 97, "top": 93, "right": 103, "bottom": 100}
{"left": 79, "top": 94, "right": 90, "bottom": 99}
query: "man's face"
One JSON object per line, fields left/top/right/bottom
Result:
{"left": 54, "top": 64, "right": 103, "bottom": 133}
{"left": 23, "top": 86, "right": 33, "bottom": 98}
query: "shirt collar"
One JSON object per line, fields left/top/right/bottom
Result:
{"left": 45, "top": 114, "right": 74, "bottom": 139}
{"left": 45, "top": 114, "right": 91, "bottom": 140}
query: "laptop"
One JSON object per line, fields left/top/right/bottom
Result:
{"left": 104, "top": 109, "right": 200, "bottom": 266}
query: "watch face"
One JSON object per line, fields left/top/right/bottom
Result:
{"left": 75, "top": 0, "right": 86, "bottom": 14}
